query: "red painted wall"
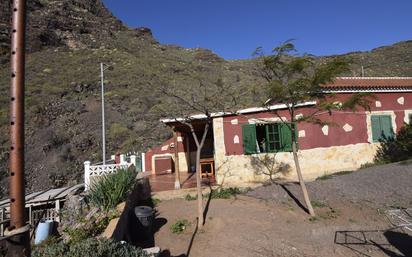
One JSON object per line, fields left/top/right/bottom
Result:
{"left": 223, "top": 92, "right": 412, "bottom": 156}
{"left": 144, "top": 132, "right": 187, "bottom": 172}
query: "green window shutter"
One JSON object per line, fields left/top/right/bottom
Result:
{"left": 242, "top": 124, "right": 257, "bottom": 154}
{"left": 266, "top": 124, "right": 280, "bottom": 152}
{"left": 280, "top": 123, "right": 293, "bottom": 152}
{"left": 371, "top": 116, "right": 381, "bottom": 142}
{"left": 380, "top": 115, "right": 394, "bottom": 140}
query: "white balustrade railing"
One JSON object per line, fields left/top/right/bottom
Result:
{"left": 84, "top": 161, "right": 133, "bottom": 191}
{"left": 84, "top": 154, "right": 141, "bottom": 191}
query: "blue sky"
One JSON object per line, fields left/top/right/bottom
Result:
{"left": 103, "top": 0, "right": 412, "bottom": 60}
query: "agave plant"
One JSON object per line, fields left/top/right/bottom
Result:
{"left": 87, "top": 168, "right": 136, "bottom": 211}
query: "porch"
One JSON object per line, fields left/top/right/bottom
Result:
{"left": 148, "top": 172, "right": 215, "bottom": 192}
{"left": 146, "top": 119, "right": 217, "bottom": 190}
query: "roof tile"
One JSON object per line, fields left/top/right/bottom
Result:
{"left": 322, "top": 77, "right": 412, "bottom": 89}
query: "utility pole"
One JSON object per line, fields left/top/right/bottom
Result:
{"left": 100, "top": 63, "right": 113, "bottom": 165}
{"left": 100, "top": 63, "right": 106, "bottom": 165}
{"left": 6, "top": 0, "right": 30, "bottom": 256}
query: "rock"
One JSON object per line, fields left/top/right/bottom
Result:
{"left": 116, "top": 202, "right": 126, "bottom": 213}
{"left": 143, "top": 246, "right": 161, "bottom": 257}
{"left": 101, "top": 217, "right": 119, "bottom": 239}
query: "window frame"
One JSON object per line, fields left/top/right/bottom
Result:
{"left": 242, "top": 122, "right": 296, "bottom": 155}
{"left": 371, "top": 114, "right": 394, "bottom": 142}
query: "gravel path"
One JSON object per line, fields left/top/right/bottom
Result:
{"left": 248, "top": 160, "right": 412, "bottom": 209}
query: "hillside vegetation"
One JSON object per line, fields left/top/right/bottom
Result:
{"left": 0, "top": 0, "right": 411, "bottom": 196}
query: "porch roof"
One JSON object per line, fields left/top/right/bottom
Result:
{"left": 160, "top": 101, "right": 317, "bottom": 124}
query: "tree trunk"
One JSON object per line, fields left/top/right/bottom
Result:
{"left": 188, "top": 121, "right": 209, "bottom": 229}
{"left": 292, "top": 141, "right": 315, "bottom": 216}
{"left": 195, "top": 148, "right": 204, "bottom": 228}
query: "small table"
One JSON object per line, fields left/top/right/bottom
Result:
{"left": 200, "top": 158, "right": 214, "bottom": 178}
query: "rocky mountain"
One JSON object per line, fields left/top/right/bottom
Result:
{"left": 0, "top": 0, "right": 411, "bottom": 197}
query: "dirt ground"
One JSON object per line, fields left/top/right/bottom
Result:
{"left": 154, "top": 162, "right": 412, "bottom": 257}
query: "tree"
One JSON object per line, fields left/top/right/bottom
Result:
{"left": 254, "top": 41, "right": 372, "bottom": 216}
{"left": 156, "top": 76, "right": 241, "bottom": 228}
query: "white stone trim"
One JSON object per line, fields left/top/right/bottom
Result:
{"left": 343, "top": 123, "right": 353, "bottom": 132}
{"left": 397, "top": 97, "right": 405, "bottom": 105}
{"left": 321, "top": 125, "right": 329, "bottom": 136}
{"left": 375, "top": 101, "right": 382, "bottom": 108}
{"left": 141, "top": 153, "right": 146, "bottom": 172}
{"left": 366, "top": 111, "right": 397, "bottom": 143}
{"left": 404, "top": 110, "right": 412, "bottom": 124}
{"left": 233, "top": 135, "right": 240, "bottom": 144}
{"left": 213, "top": 118, "right": 226, "bottom": 178}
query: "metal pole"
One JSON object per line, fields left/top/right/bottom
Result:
{"left": 7, "top": 0, "right": 30, "bottom": 256}
{"left": 100, "top": 63, "right": 106, "bottom": 165}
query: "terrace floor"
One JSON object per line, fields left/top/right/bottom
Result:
{"left": 148, "top": 172, "right": 215, "bottom": 192}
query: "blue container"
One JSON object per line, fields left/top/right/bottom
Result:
{"left": 34, "top": 220, "right": 54, "bottom": 245}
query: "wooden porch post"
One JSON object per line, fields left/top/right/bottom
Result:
{"left": 173, "top": 128, "right": 181, "bottom": 189}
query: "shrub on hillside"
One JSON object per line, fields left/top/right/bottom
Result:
{"left": 87, "top": 168, "right": 136, "bottom": 211}
{"left": 375, "top": 123, "right": 412, "bottom": 163}
{"left": 32, "top": 238, "right": 149, "bottom": 257}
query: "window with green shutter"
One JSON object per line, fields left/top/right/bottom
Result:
{"left": 242, "top": 124, "right": 258, "bottom": 154}
{"left": 242, "top": 122, "right": 296, "bottom": 154}
{"left": 371, "top": 115, "right": 394, "bottom": 142}
{"left": 266, "top": 124, "right": 281, "bottom": 152}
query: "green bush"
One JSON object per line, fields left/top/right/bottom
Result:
{"left": 311, "top": 200, "right": 328, "bottom": 208}
{"left": 170, "top": 219, "right": 190, "bottom": 234}
{"left": 208, "top": 187, "right": 243, "bottom": 199}
{"left": 184, "top": 187, "right": 245, "bottom": 201}
{"left": 87, "top": 168, "right": 136, "bottom": 211}
{"left": 152, "top": 197, "right": 161, "bottom": 206}
{"left": 375, "top": 123, "right": 412, "bottom": 163}
{"left": 64, "top": 214, "right": 114, "bottom": 243}
{"left": 32, "top": 238, "right": 149, "bottom": 257}
{"left": 184, "top": 194, "right": 197, "bottom": 201}
{"left": 316, "top": 174, "right": 333, "bottom": 181}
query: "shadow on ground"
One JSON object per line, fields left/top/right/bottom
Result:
{"left": 335, "top": 229, "right": 412, "bottom": 257}
{"left": 159, "top": 185, "right": 214, "bottom": 257}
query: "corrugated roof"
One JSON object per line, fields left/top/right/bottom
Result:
{"left": 322, "top": 77, "right": 412, "bottom": 90}
{"left": 160, "top": 101, "right": 317, "bottom": 123}
{"left": 0, "top": 184, "right": 84, "bottom": 208}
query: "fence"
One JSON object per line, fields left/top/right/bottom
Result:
{"left": 84, "top": 153, "right": 144, "bottom": 190}
{"left": 0, "top": 204, "right": 60, "bottom": 237}
{"left": 30, "top": 207, "right": 59, "bottom": 226}
{"left": 0, "top": 208, "right": 9, "bottom": 237}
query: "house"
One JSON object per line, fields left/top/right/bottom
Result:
{"left": 144, "top": 77, "right": 412, "bottom": 186}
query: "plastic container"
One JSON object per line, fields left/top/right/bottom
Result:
{"left": 34, "top": 220, "right": 54, "bottom": 245}
{"left": 134, "top": 206, "right": 153, "bottom": 229}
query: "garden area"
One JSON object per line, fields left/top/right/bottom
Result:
{"left": 22, "top": 125, "right": 412, "bottom": 257}
{"left": 154, "top": 160, "right": 412, "bottom": 257}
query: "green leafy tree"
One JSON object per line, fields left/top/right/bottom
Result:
{"left": 375, "top": 123, "right": 412, "bottom": 163}
{"left": 254, "top": 41, "right": 372, "bottom": 216}
{"left": 157, "top": 76, "right": 242, "bottom": 228}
